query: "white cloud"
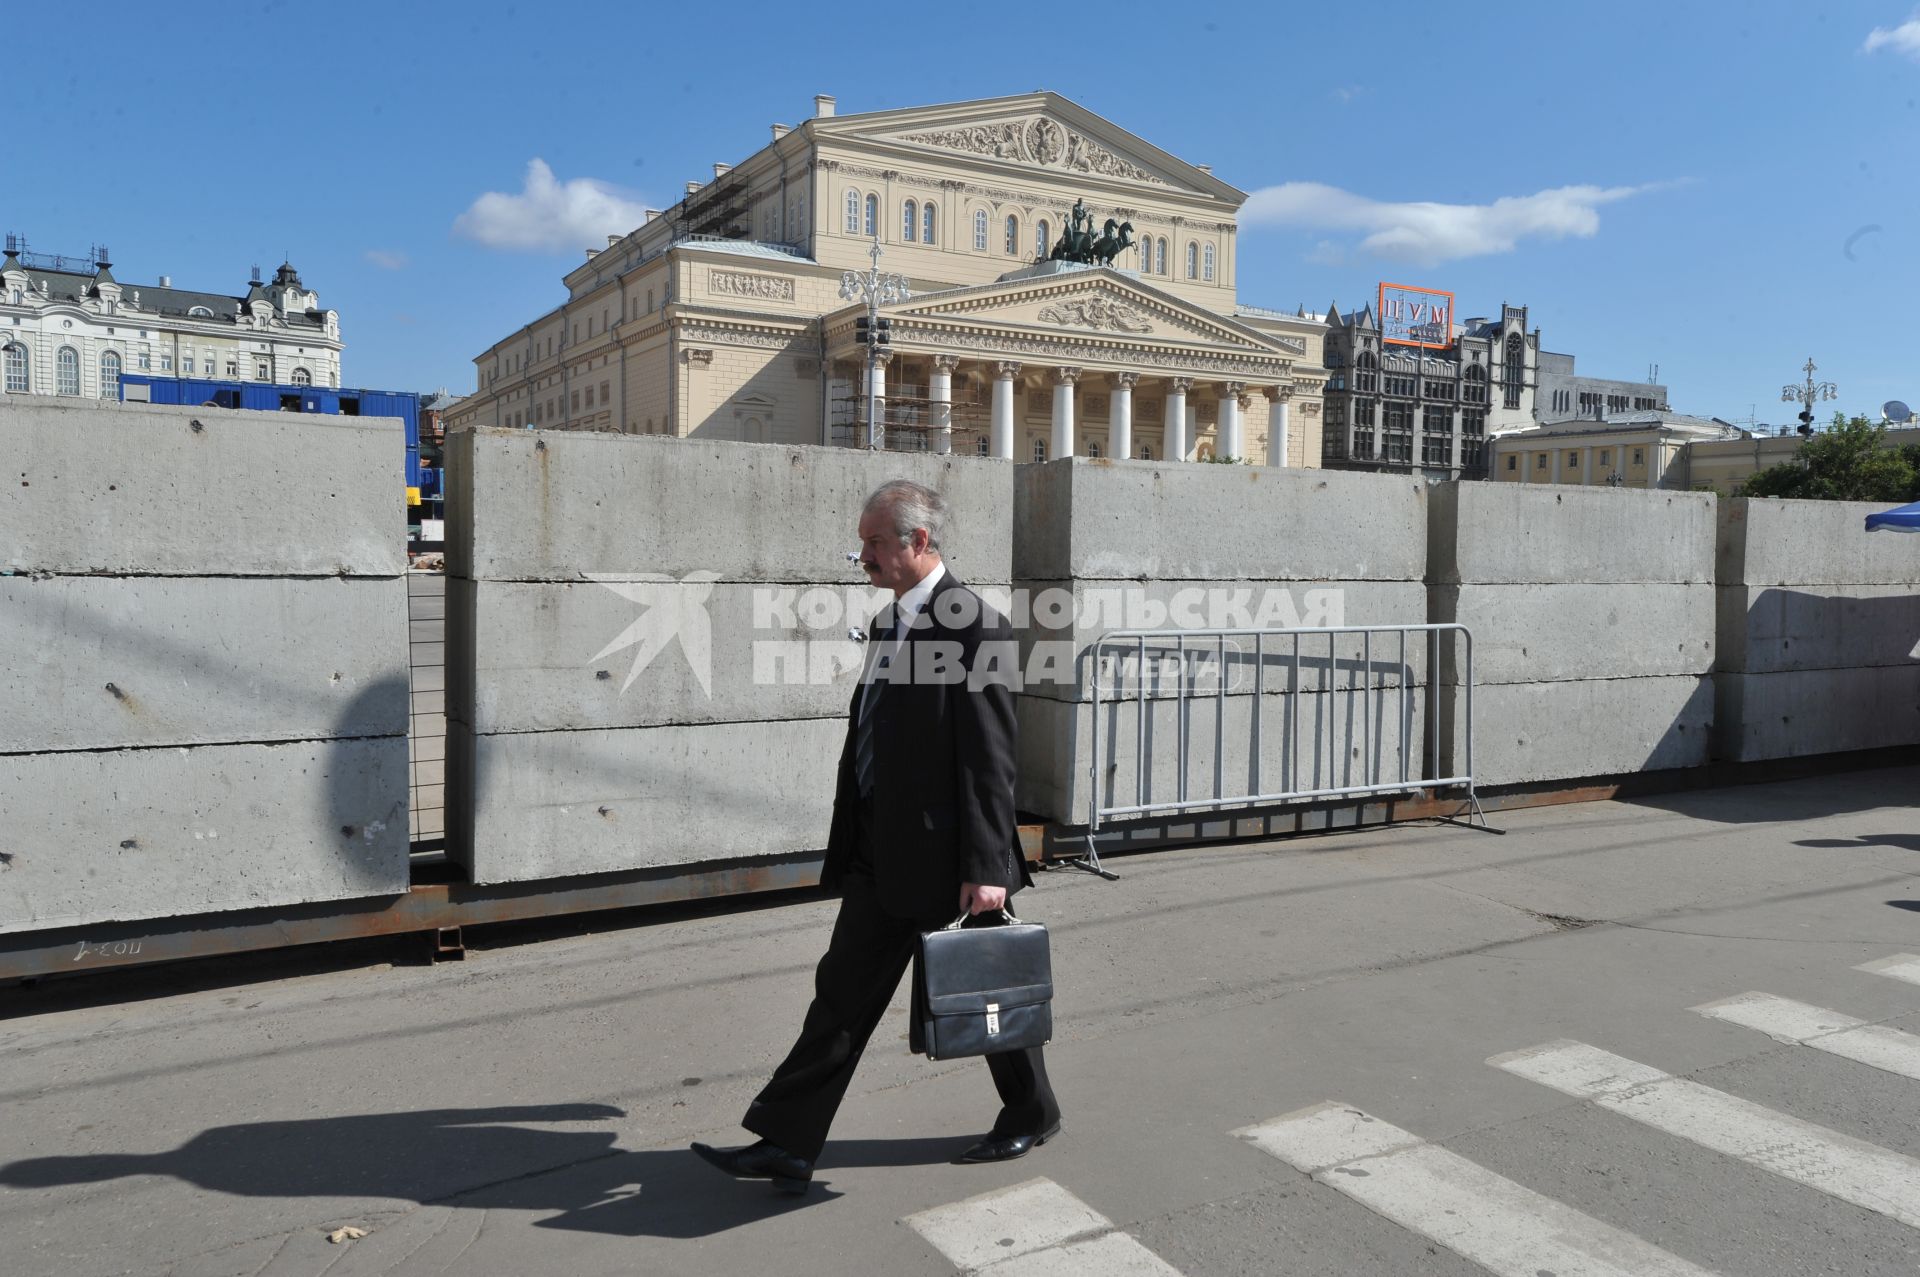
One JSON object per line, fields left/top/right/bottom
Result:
{"left": 1241, "top": 180, "right": 1673, "bottom": 266}
{"left": 454, "top": 159, "right": 651, "bottom": 253}
{"left": 363, "top": 249, "right": 409, "bottom": 270}
{"left": 1863, "top": 14, "right": 1920, "bottom": 59}
{"left": 1305, "top": 239, "right": 1347, "bottom": 266}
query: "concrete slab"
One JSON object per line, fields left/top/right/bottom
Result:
{"left": 0, "top": 576, "right": 408, "bottom": 752}
{"left": 449, "top": 577, "right": 1024, "bottom": 733}
{"left": 0, "top": 736, "right": 409, "bottom": 933}
{"left": 1440, "top": 674, "right": 1713, "bottom": 786}
{"left": 1716, "top": 583, "right": 1920, "bottom": 674}
{"left": 448, "top": 716, "right": 845, "bottom": 883}
{"left": 1431, "top": 582, "right": 1715, "bottom": 686}
{"left": 1429, "top": 481, "right": 1715, "bottom": 585}
{"left": 0, "top": 395, "right": 406, "bottom": 577}
{"left": 1714, "top": 666, "right": 1920, "bottom": 761}
{"left": 1719, "top": 496, "right": 1920, "bottom": 587}
{"left": 445, "top": 429, "right": 1013, "bottom": 583}
{"left": 1013, "top": 458, "right": 1427, "bottom": 583}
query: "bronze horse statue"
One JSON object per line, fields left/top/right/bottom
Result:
{"left": 1090, "top": 219, "right": 1135, "bottom": 266}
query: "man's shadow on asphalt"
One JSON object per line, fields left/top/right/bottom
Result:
{"left": 0, "top": 1104, "right": 969, "bottom": 1239}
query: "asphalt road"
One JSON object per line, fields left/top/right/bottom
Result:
{"left": 5, "top": 765, "right": 1920, "bottom": 1276}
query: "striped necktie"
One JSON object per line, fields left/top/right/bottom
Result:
{"left": 854, "top": 614, "right": 895, "bottom": 797}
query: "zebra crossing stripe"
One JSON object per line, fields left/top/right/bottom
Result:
{"left": 1693, "top": 991, "right": 1920, "bottom": 1081}
{"left": 1237, "top": 1100, "right": 1717, "bottom": 1277}
{"left": 1856, "top": 954, "right": 1920, "bottom": 987}
{"left": 902, "top": 1177, "right": 1180, "bottom": 1275}
{"left": 1492, "top": 1039, "right": 1920, "bottom": 1229}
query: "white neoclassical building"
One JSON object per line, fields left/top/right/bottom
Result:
{"left": 448, "top": 91, "right": 1328, "bottom": 466}
{"left": 0, "top": 244, "right": 342, "bottom": 401}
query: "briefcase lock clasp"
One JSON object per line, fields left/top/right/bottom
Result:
{"left": 985, "top": 1002, "right": 1000, "bottom": 1035}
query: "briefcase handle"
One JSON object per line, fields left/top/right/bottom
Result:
{"left": 941, "top": 907, "right": 1022, "bottom": 931}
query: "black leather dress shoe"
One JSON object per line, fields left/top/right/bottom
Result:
{"left": 690, "top": 1138, "right": 813, "bottom": 1193}
{"left": 958, "top": 1121, "right": 1062, "bottom": 1164}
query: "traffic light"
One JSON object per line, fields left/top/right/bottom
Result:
{"left": 874, "top": 317, "right": 892, "bottom": 347}
{"left": 855, "top": 316, "right": 871, "bottom": 346}
{"left": 1797, "top": 409, "right": 1814, "bottom": 436}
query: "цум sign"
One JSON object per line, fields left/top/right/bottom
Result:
{"left": 1378, "top": 283, "right": 1453, "bottom": 350}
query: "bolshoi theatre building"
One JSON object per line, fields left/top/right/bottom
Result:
{"left": 446, "top": 91, "right": 1326, "bottom": 466}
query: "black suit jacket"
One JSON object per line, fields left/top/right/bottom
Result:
{"left": 820, "top": 570, "right": 1030, "bottom": 920}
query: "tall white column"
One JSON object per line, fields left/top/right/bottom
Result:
{"left": 866, "top": 349, "right": 893, "bottom": 450}
{"left": 1166, "top": 377, "right": 1191, "bottom": 462}
{"left": 930, "top": 354, "right": 958, "bottom": 456}
{"left": 1111, "top": 372, "right": 1136, "bottom": 461}
{"left": 1050, "top": 366, "right": 1080, "bottom": 460}
{"left": 1265, "top": 386, "right": 1292, "bottom": 466}
{"left": 991, "top": 361, "right": 1019, "bottom": 460}
{"left": 1218, "top": 382, "right": 1245, "bottom": 460}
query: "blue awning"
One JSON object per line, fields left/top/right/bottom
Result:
{"left": 1865, "top": 501, "right": 1920, "bottom": 533}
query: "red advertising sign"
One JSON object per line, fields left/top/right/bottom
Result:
{"left": 1378, "top": 282, "right": 1454, "bottom": 349}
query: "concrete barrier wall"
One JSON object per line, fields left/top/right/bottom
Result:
{"left": 1714, "top": 498, "right": 1920, "bottom": 760}
{"left": 1012, "top": 459, "right": 1431, "bottom": 823}
{"left": 1429, "top": 483, "right": 1716, "bottom": 786}
{"left": 0, "top": 396, "right": 410, "bottom": 933}
{"left": 445, "top": 428, "right": 1013, "bottom": 884}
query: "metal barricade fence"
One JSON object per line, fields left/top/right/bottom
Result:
{"left": 1081, "top": 624, "right": 1477, "bottom": 861}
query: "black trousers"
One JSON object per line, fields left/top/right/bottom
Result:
{"left": 741, "top": 808, "right": 1060, "bottom": 1163}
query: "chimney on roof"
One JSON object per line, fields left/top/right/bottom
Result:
{"left": 714, "top": 162, "right": 732, "bottom": 179}
{"left": 644, "top": 209, "right": 661, "bottom": 222}
{"left": 158, "top": 275, "right": 171, "bottom": 288}
{"left": 607, "top": 234, "right": 620, "bottom": 247}
{"left": 772, "top": 123, "right": 790, "bottom": 141}
{"left": 1196, "top": 164, "right": 1212, "bottom": 174}
{"left": 814, "top": 94, "right": 836, "bottom": 118}
{"left": 686, "top": 180, "right": 702, "bottom": 195}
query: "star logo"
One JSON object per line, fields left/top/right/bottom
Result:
{"left": 586, "top": 572, "right": 721, "bottom": 696}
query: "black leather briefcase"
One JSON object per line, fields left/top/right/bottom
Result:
{"left": 914, "top": 910, "right": 1053, "bottom": 1060}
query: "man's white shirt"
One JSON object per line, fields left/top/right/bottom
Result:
{"left": 860, "top": 560, "right": 946, "bottom": 717}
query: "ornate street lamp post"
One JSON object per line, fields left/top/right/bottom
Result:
{"left": 1782, "top": 357, "right": 1838, "bottom": 436}
{"left": 839, "top": 237, "right": 910, "bottom": 450}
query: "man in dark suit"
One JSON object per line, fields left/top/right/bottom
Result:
{"left": 692, "top": 479, "right": 1061, "bottom": 1194}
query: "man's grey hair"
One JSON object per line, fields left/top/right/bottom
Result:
{"left": 864, "top": 479, "right": 947, "bottom": 551}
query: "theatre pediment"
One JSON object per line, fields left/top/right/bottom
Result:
{"left": 884, "top": 271, "right": 1305, "bottom": 361}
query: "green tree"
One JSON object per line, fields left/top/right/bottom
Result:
{"left": 1740, "top": 413, "right": 1915, "bottom": 501}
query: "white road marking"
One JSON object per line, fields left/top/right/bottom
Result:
{"left": 1492, "top": 1039, "right": 1920, "bottom": 1228}
{"left": 1694, "top": 991, "right": 1920, "bottom": 1081}
{"left": 902, "top": 1177, "right": 1180, "bottom": 1276}
{"left": 1237, "top": 1100, "right": 1717, "bottom": 1277}
{"left": 1857, "top": 953, "right": 1920, "bottom": 987}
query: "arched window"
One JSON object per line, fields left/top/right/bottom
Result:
{"left": 291, "top": 367, "right": 312, "bottom": 386}
{"left": 975, "top": 434, "right": 990, "bottom": 456}
{"left": 902, "top": 200, "right": 917, "bottom": 242}
{"left": 1087, "top": 440, "right": 1102, "bottom": 459}
{"left": 3, "top": 343, "right": 28, "bottom": 393}
{"left": 844, "top": 190, "right": 860, "bottom": 234}
{"left": 1032, "top": 437, "right": 1047, "bottom": 462}
{"left": 1138, "top": 444, "right": 1153, "bottom": 461}
{"left": 188, "top": 305, "right": 213, "bottom": 318}
{"left": 1156, "top": 237, "right": 1167, "bottom": 274}
{"left": 1004, "top": 214, "right": 1019, "bottom": 255}
{"left": 56, "top": 346, "right": 80, "bottom": 396}
{"left": 1185, "top": 243, "right": 1198, "bottom": 279}
{"left": 973, "top": 209, "right": 989, "bottom": 251}
{"left": 1035, "top": 219, "right": 1050, "bottom": 259}
{"left": 922, "top": 202, "right": 936, "bottom": 244}
{"left": 863, "top": 194, "right": 878, "bottom": 237}
{"left": 99, "top": 351, "right": 121, "bottom": 399}
{"left": 1203, "top": 244, "right": 1216, "bottom": 281}
{"left": 1136, "top": 237, "right": 1150, "bottom": 272}
{"left": 1503, "top": 333, "right": 1525, "bottom": 409}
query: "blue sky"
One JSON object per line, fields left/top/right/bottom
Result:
{"left": 9, "top": 1, "right": 1917, "bottom": 424}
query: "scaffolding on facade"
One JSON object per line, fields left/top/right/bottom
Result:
{"left": 828, "top": 382, "right": 996, "bottom": 453}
